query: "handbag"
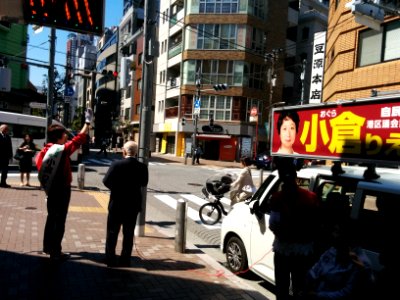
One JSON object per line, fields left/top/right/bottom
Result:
{"left": 13, "top": 150, "right": 23, "bottom": 161}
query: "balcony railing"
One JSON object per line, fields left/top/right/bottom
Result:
{"left": 167, "top": 77, "right": 181, "bottom": 89}
{"left": 168, "top": 42, "right": 182, "bottom": 59}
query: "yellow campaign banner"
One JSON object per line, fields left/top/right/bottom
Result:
{"left": 271, "top": 98, "right": 400, "bottom": 164}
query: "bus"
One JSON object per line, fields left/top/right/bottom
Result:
{"left": 0, "top": 111, "right": 81, "bottom": 164}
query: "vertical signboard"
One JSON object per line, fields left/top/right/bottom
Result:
{"left": 309, "top": 31, "right": 326, "bottom": 104}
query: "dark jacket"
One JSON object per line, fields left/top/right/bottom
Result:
{"left": 103, "top": 157, "right": 149, "bottom": 214}
{"left": 0, "top": 131, "right": 12, "bottom": 162}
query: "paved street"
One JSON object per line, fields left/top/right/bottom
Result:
{"left": 0, "top": 150, "right": 274, "bottom": 300}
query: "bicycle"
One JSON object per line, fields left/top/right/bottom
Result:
{"left": 199, "top": 186, "right": 230, "bottom": 225}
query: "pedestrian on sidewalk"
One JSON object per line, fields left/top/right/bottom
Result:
{"left": 36, "top": 109, "right": 92, "bottom": 261}
{"left": 103, "top": 141, "right": 148, "bottom": 267}
{"left": 97, "top": 137, "right": 109, "bottom": 157}
{"left": 17, "top": 133, "right": 41, "bottom": 186}
{"left": 194, "top": 144, "right": 203, "bottom": 164}
{"left": 0, "top": 124, "right": 13, "bottom": 188}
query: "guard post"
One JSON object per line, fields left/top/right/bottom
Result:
{"left": 175, "top": 199, "right": 187, "bottom": 253}
{"left": 77, "top": 163, "right": 85, "bottom": 189}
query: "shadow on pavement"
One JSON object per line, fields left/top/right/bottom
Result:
{"left": 0, "top": 249, "right": 269, "bottom": 300}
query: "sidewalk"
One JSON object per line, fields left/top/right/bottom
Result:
{"left": 0, "top": 160, "right": 270, "bottom": 299}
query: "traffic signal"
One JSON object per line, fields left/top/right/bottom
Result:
{"left": 181, "top": 117, "right": 186, "bottom": 126}
{"left": 209, "top": 116, "right": 214, "bottom": 127}
{"left": 22, "top": 0, "right": 105, "bottom": 35}
{"left": 213, "top": 83, "right": 228, "bottom": 91}
{"left": 101, "top": 70, "right": 118, "bottom": 78}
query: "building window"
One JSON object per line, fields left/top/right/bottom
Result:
{"left": 198, "top": 95, "right": 232, "bottom": 121}
{"left": 195, "top": 60, "right": 235, "bottom": 86}
{"left": 197, "top": 24, "right": 237, "bottom": 50}
{"left": 358, "top": 20, "right": 400, "bottom": 67}
{"left": 199, "top": 0, "right": 238, "bottom": 14}
{"left": 246, "top": 62, "right": 266, "bottom": 89}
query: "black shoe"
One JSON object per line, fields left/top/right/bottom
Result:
{"left": 50, "top": 252, "right": 71, "bottom": 262}
{"left": 0, "top": 183, "right": 11, "bottom": 188}
{"left": 105, "top": 256, "right": 118, "bottom": 268}
{"left": 119, "top": 257, "right": 131, "bottom": 267}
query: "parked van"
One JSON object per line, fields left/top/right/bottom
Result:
{"left": 221, "top": 164, "right": 400, "bottom": 286}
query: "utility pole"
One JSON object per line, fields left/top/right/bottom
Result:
{"left": 265, "top": 48, "right": 283, "bottom": 154}
{"left": 265, "top": 48, "right": 283, "bottom": 108}
{"left": 192, "top": 69, "right": 201, "bottom": 165}
{"left": 46, "top": 27, "right": 56, "bottom": 142}
{"left": 137, "top": 0, "right": 157, "bottom": 237}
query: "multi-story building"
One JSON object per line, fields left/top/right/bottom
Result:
{"left": 324, "top": 0, "right": 400, "bottom": 102}
{"left": 118, "top": 0, "right": 145, "bottom": 142}
{"left": 64, "top": 33, "right": 95, "bottom": 125}
{"left": 0, "top": 21, "right": 44, "bottom": 113}
{"left": 154, "top": 0, "right": 312, "bottom": 161}
{"left": 291, "top": 0, "right": 329, "bottom": 105}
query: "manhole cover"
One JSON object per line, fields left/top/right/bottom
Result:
{"left": 25, "top": 207, "right": 37, "bottom": 210}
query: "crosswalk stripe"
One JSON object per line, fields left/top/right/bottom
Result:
{"left": 180, "top": 193, "right": 231, "bottom": 207}
{"left": 153, "top": 194, "right": 221, "bottom": 230}
{"left": 180, "top": 194, "right": 207, "bottom": 206}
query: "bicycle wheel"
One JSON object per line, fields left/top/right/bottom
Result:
{"left": 199, "top": 203, "right": 221, "bottom": 225}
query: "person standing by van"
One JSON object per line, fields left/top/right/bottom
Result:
{"left": 269, "top": 158, "right": 321, "bottom": 300}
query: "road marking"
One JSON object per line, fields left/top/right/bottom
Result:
{"left": 68, "top": 190, "right": 109, "bottom": 213}
{"left": 153, "top": 194, "right": 221, "bottom": 230}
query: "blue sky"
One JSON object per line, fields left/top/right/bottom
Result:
{"left": 27, "top": 0, "right": 123, "bottom": 87}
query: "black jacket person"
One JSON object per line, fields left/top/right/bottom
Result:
{"left": 103, "top": 141, "right": 149, "bottom": 267}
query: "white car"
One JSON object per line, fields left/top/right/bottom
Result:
{"left": 220, "top": 164, "right": 400, "bottom": 285}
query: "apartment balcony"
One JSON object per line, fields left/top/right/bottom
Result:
{"left": 167, "top": 77, "right": 180, "bottom": 89}
{"left": 165, "top": 106, "right": 179, "bottom": 118}
{"left": 169, "top": 8, "right": 184, "bottom": 35}
{"left": 168, "top": 42, "right": 182, "bottom": 59}
{"left": 166, "top": 86, "right": 180, "bottom": 99}
{"left": 168, "top": 52, "right": 182, "bottom": 68}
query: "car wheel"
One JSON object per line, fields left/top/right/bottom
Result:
{"left": 225, "top": 236, "right": 248, "bottom": 274}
